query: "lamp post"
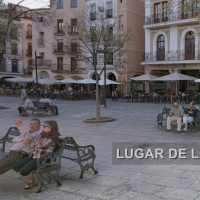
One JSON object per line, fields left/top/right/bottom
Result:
{"left": 35, "top": 51, "right": 43, "bottom": 102}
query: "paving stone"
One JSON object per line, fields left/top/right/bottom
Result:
{"left": 156, "top": 187, "right": 199, "bottom": 200}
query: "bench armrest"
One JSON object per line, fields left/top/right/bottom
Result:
{"left": 36, "top": 151, "right": 60, "bottom": 169}
{"left": 76, "top": 145, "right": 95, "bottom": 158}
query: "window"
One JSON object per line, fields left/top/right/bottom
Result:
{"left": 90, "top": 27, "right": 97, "bottom": 41}
{"left": 71, "top": 57, "right": 77, "bottom": 71}
{"left": 57, "top": 39, "right": 64, "bottom": 52}
{"left": 27, "top": 24, "right": 32, "bottom": 37}
{"left": 119, "top": 15, "right": 124, "bottom": 29}
{"left": 71, "top": 19, "right": 78, "bottom": 32}
{"left": 157, "top": 35, "right": 165, "bottom": 61}
{"left": 57, "top": 20, "right": 64, "bottom": 33}
{"left": 10, "top": 26, "right": 18, "bottom": 40}
{"left": 11, "top": 59, "right": 18, "bottom": 73}
{"left": 70, "top": 0, "right": 77, "bottom": 8}
{"left": 71, "top": 39, "right": 77, "bottom": 53}
{"left": 106, "top": 2, "right": 113, "bottom": 18}
{"left": 11, "top": 43, "right": 18, "bottom": 55}
{"left": 39, "top": 32, "right": 44, "bottom": 45}
{"left": 154, "top": 3, "right": 160, "bottom": 23}
{"left": 57, "top": 58, "right": 63, "bottom": 70}
{"left": 162, "top": 2, "right": 168, "bottom": 22}
{"left": 57, "top": 0, "right": 63, "bottom": 9}
{"left": 90, "top": 4, "right": 96, "bottom": 20}
{"left": 185, "top": 31, "right": 195, "bottom": 59}
{"left": 106, "top": 53, "right": 113, "bottom": 65}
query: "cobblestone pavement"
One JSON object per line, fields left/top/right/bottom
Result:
{"left": 1, "top": 96, "right": 200, "bottom": 200}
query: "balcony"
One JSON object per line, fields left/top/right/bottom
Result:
{"left": 54, "top": 26, "right": 65, "bottom": 36}
{"left": 37, "top": 38, "right": 45, "bottom": 47}
{"left": 66, "top": 45, "right": 78, "bottom": 55}
{"left": 26, "top": 49, "right": 32, "bottom": 56}
{"left": 75, "top": 54, "right": 85, "bottom": 60}
{"left": 26, "top": 31, "right": 32, "bottom": 39}
{"left": 106, "top": 9, "right": 113, "bottom": 18}
{"left": 51, "top": 64, "right": 79, "bottom": 73}
{"left": 90, "top": 12, "right": 96, "bottom": 20}
{"left": 67, "top": 26, "right": 78, "bottom": 35}
{"left": 29, "top": 59, "right": 51, "bottom": 66}
{"left": 145, "top": 9, "right": 200, "bottom": 28}
{"left": 52, "top": 45, "right": 65, "bottom": 54}
{"left": 142, "top": 50, "right": 200, "bottom": 64}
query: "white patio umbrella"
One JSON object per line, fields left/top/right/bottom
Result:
{"left": 5, "top": 77, "right": 22, "bottom": 82}
{"left": 99, "top": 79, "right": 120, "bottom": 86}
{"left": 58, "top": 78, "right": 77, "bottom": 84}
{"left": 77, "top": 78, "right": 96, "bottom": 84}
{"left": 37, "top": 78, "right": 60, "bottom": 85}
{"left": 18, "top": 77, "right": 35, "bottom": 83}
{"left": 130, "top": 73, "right": 158, "bottom": 81}
{"left": 153, "top": 72, "right": 197, "bottom": 95}
{"left": 195, "top": 79, "right": 200, "bottom": 83}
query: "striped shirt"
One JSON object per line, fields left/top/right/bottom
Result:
{"left": 31, "top": 136, "right": 56, "bottom": 159}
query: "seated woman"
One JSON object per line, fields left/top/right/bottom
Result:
{"left": 12, "top": 120, "right": 60, "bottom": 189}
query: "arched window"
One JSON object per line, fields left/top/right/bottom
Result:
{"left": 57, "top": 0, "right": 63, "bottom": 9}
{"left": 185, "top": 31, "right": 195, "bottom": 59}
{"left": 157, "top": 35, "right": 165, "bottom": 61}
{"left": 70, "top": 0, "right": 77, "bottom": 8}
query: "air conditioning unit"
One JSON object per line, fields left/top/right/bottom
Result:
{"left": 98, "top": 6, "right": 104, "bottom": 12}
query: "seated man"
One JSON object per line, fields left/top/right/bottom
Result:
{"left": 0, "top": 118, "right": 41, "bottom": 175}
{"left": 166, "top": 102, "right": 184, "bottom": 133}
{"left": 182, "top": 102, "right": 199, "bottom": 134}
{"left": 17, "top": 96, "right": 34, "bottom": 116}
{"left": 39, "top": 95, "right": 59, "bottom": 115}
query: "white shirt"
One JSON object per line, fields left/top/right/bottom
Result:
{"left": 39, "top": 98, "right": 56, "bottom": 106}
{"left": 10, "top": 126, "right": 41, "bottom": 154}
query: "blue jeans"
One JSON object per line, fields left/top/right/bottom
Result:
{"left": 12, "top": 157, "right": 38, "bottom": 176}
{"left": 183, "top": 116, "right": 194, "bottom": 131}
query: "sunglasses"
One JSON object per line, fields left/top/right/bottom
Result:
{"left": 43, "top": 125, "right": 50, "bottom": 128}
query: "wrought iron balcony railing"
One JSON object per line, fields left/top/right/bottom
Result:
{"left": 54, "top": 26, "right": 65, "bottom": 35}
{"left": 67, "top": 26, "right": 78, "bottom": 34}
{"left": 51, "top": 64, "right": 79, "bottom": 73}
{"left": 29, "top": 59, "right": 51, "bottom": 66}
{"left": 37, "top": 38, "right": 45, "bottom": 46}
{"left": 52, "top": 45, "right": 65, "bottom": 54}
{"left": 26, "top": 49, "right": 32, "bottom": 56}
{"left": 143, "top": 50, "right": 200, "bottom": 61}
{"left": 26, "top": 31, "right": 32, "bottom": 39}
{"left": 145, "top": 8, "right": 200, "bottom": 25}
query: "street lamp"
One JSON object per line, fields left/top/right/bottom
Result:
{"left": 35, "top": 51, "right": 43, "bottom": 102}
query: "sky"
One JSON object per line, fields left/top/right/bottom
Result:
{"left": 5, "top": 0, "right": 49, "bottom": 9}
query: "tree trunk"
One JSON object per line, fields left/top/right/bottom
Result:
{"left": 95, "top": 73, "right": 100, "bottom": 120}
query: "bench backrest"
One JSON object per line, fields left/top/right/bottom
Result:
{"left": 0, "top": 127, "right": 20, "bottom": 152}
{"left": 61, "top": 137, "right": 79, "bottom": 159}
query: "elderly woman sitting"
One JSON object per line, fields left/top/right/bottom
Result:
{"left": 12, "top": 120, "right": 60, "bottom": 189}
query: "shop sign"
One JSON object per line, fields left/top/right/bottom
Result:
{"left": 158, "top": 64, "right": 185, "bottom": 69}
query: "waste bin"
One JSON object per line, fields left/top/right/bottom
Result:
{"left": 100, "top": 93, "right": 105, "bottom": 105}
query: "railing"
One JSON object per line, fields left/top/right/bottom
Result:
{"left": 90, "top": 12, "right": 96, "bottom": 20}
{"left": 67, "top": 26, "right": 78, "bottom": 34}
{"left": 51, "top": 64, "right": 79, "bottom": 73}
{"left": 143, "top": 50, "right": 200, "bottom": 61}
{"left": 145, "top": 9, "right": 200, "bottom": 25}
{"left": 37, "top": 38, "right": 45, "bottom": 46}
{"left": 26, "top": 31, "right": 32, "bottom": 39}
{"left": 106, "top": 9, "right": 113, "bottom": 18}
{"left": 66, "top": 45, "right": 78, "bottom": 54}
{"left": 29, "top": 59, "right": 51, "bottom": 66}
{"left": 26, "top": 49, "right": 32, "bottom": 56}
{"left": 54, "top": 26, "right": 65, "bottom": 35}
{"left": 52, "top": 45, "right": 65, "bottom": 54}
